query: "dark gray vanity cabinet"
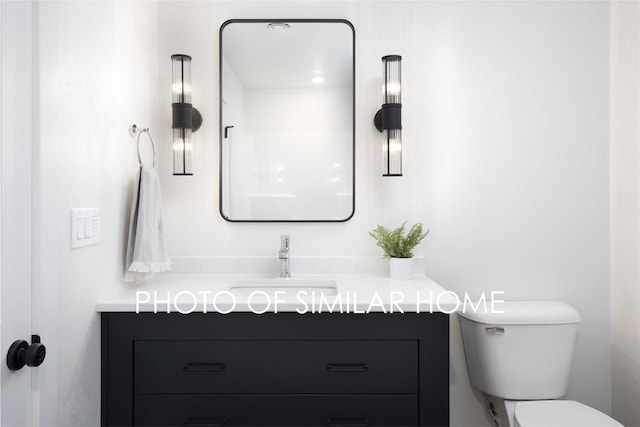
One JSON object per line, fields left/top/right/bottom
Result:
{"left": 101, "top": 312, "right": 449, "bottom": 427}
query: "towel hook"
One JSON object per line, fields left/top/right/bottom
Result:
{"left": 130, "top": 124, "right": 156, "bottom": 169}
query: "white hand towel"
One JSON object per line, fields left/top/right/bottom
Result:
{"left": 124, "top": 167, "right": 170, "bottom": 282}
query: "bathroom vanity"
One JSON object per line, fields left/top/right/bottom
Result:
{"left": 99, "top": 275, "right": 452, "bottom": 426}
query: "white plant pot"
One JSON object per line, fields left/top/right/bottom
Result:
{"left": 389, "top": 257, "right": 413, "bottom": 280}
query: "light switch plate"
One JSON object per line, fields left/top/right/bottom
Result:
{"left": 71, "top": 208, "right": 99, "bottom": 249}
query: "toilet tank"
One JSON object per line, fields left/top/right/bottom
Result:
{"left": 458, "top": 301, "right": 581, "bottom": 400}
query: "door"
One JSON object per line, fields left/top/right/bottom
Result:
{"left": 1, "top": 1, "right": 52, "bottom": 425}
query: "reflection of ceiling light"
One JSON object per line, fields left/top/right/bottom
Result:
{"left": 266, "top": 22, "right": 291, "bottom": 31}
{"left": 312, "top": 76, "right": 325, "bottom": 84}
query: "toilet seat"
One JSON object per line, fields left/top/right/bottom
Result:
{"left": 514, "top": 400, "right": 623, "bottom": 427}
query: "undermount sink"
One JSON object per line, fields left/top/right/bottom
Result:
{"left": 226, "top": 278, "right": 338, "bottom": 297}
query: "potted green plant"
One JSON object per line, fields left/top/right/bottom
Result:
{"left": 369, "top": 221, "right": 429, "bottom": 280}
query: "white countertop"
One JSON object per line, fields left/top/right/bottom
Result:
{"left": 96, "top": 274, "right": 459, "bottom": 314}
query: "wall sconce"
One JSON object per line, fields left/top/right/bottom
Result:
{"left": 171, "top": 54, "right": 202, "bottom": 176}
{"left": 374, "top": 55, "right": 402, "bottom": 177}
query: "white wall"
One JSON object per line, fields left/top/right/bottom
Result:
{"left": 36, "top": 1, "right": 159, "bottom": 425}
{"left": 156, "top": 1, "right": 611, "bottom": 425}
{"left": 611, "top": 2, "right": 640, "bottom": 426}
{"left": 422, "top": 2, "right": 611, "bottom": 424}
{"left": 1, "top": 2, "right": 36, "bottom": 424}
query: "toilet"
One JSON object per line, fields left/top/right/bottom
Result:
{"left": 458, "top": 301, "right": 623, "bottom": 427}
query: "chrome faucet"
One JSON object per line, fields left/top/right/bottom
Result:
{"left": 279, "top": 235, "right": 291, "bottom": 278}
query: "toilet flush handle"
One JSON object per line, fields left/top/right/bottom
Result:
{"left": 485, "top": 327, "right": 505, "bottom": 335}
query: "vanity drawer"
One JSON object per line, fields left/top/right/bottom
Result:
{"left": 134, "top": 340, "right": 418, "bottom": 394}
{"left": 133, "top": 394, "right": 419, "bottom": 426}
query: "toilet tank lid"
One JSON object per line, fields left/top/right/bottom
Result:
{"left": 515, "top": 400, "right": 623, "bottom": 426}
{"left": 458, "top": 301, "right": 581, "bottom": 325}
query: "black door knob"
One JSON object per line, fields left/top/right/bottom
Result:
{"left": 7, "top": 335, "right": 46, "bottom": 371}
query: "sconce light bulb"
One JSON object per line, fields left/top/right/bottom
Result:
{"left": 389, "top": 138, "right": 401, "bottom": 154}
{"left": 382, "top": 129, "right": 402, "bottom": 176}
{"left": 173, "top": 138, "right": 184, "bottom": 152}
{"left": 387, "top": 81, "right": 401, "bottom": 97}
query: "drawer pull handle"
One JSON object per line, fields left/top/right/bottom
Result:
{"left": 182, "top": 363, "right": 227, "bottom": 372}
{"left": 326, "top": 418, "right": 368, "bottom": 427}
{"left": 326, "top": 363, "right": 368, "bottom": 373}
{"left": 183, "top": 417, "right": 226, "bottom": 427}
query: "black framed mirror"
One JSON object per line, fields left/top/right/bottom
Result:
{"left": 219, "top": 19, "right": 355, "bottom": 222}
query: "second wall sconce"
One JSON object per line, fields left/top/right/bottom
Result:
{"left": 374, "top": 55, "right": 402, "bottom": 177}
{"left": 171, "top": 54, "right": 202, "bottom": 176}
